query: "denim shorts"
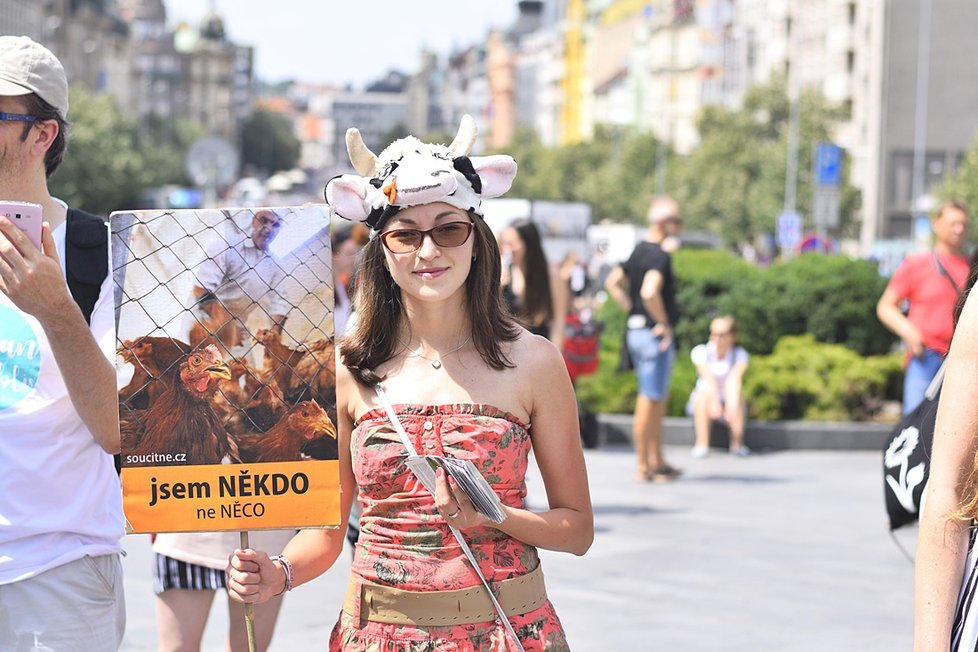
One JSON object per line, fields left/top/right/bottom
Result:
{"left": 903, "top": 348, "right": 944, "bottom": 414}
{"left": 626, "top": 327, "right": 676, "bottom": 400}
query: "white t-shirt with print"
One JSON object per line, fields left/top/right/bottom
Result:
{"left": 690, "top": 341, "right": 749, "bottom": 399}
{"left": 0, "top": 218, "right": 124, "bottom": 584}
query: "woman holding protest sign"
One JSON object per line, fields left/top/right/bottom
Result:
{"left": 226, "top": 116, "right": 593, "bottom": 651}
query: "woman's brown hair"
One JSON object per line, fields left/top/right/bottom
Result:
{"left": 508, "top": 219, "right": 553, "bottom": 329}
{"left": 340, "top": 209, "right": 521, "bottom": 386}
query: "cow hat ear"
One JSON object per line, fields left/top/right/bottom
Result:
{"left": 325, "top": 174, "right": 372, "bottom": 222}
{"left": 470, "top": 155, "right": 518, "bottom": 198}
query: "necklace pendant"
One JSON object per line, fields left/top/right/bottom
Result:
{"left": 431, "top": 359, "right": 442, "bottom": 369}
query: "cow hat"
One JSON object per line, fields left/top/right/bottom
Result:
{"left": 324, "top": 115, "right": 517, "bottom": 236}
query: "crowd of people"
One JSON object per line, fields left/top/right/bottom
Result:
{"left": 8, "top": 34, "right": 978, "bottom": 652}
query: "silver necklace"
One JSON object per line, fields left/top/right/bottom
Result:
{"left": 399, "top": 333, "right": 472, "bottom": 369}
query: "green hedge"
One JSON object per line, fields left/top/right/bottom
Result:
{"left": 575, "top": 250, "right": 902, "bottom": 421}
{"left": 672, "top": 249, "right": 896, "bottom": 356}
{"left": 742, "top": 334, "right": 902, "bottom": 421}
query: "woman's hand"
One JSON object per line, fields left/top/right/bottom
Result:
{"left": 434, "top": 467, "right": 490, "bottom": 530}
{"left": 226, "top": 548, "right": 285, "bottom": 604}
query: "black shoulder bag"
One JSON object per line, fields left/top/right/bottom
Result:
{"left": 65, "top": 208, "right": 119, "bottom": 472}
{"left": 65, "top": 207, "right": 108, "bottom": 325}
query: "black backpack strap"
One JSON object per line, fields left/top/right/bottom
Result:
{"left": 933, "top": 252, "right": 962, "bottom": 295}
{"left": 65, "top": 208, "right": 109, "bottom": 325}
{"left": 65, "top": 207, "right": 119, "bottom": 474}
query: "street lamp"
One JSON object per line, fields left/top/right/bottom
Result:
{"left": 910, "top": 0, "right": 932, "bottom": 239}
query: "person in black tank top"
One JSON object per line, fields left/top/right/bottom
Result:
{"left": 605, "top": 195, "right": 684, "bottom": 482}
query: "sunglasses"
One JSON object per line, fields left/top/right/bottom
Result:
{"left": 254, "top": 214, "right": 282, "bottom": 229}
{"left": 0, "top": 112, "right": 38, "bottom": 124}
{"left": 380, "top": 221, "right": 474, "bottom": 254}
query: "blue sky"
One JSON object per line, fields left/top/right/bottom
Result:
{"left": 164, "top": 1, "right": 518, "bottom": 87}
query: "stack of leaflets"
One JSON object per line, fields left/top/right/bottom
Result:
{"left": 405, "top": 455, "right": 506, "bottom": 524}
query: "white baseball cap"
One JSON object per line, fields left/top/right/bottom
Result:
{"left": 0, "top": 36, "right": 68, "bottom": 118}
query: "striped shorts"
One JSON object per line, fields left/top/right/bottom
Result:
{"left": 153, "top": 553, "right": 227, "bottom": 595}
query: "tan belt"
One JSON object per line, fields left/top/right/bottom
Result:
{"left": 344, "top": 564, "right": 548, "bottom": 627}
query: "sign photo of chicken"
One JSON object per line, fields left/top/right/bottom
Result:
{"left": 111, "top": 205, "right": 340, "bottom": 534}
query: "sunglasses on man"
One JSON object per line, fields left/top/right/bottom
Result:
{"left": 0, "top": 112, "right": 38, "bottom": 123}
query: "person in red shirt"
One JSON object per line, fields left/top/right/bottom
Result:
{"left": 877, "top": 200, "right": 971, "bottom": 413}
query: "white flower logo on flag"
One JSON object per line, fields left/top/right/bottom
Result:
{"left": 885, "top": 425, "right": 919, "bottom": 468}
{"left": 885, "top": 425, "right": 925, "bottom": 514}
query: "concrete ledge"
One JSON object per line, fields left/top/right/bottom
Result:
{"left": 598, "top": 413, "right": 892, "bottom": 452}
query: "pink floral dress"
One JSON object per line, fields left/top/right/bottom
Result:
{"left": 329, "top": 404, "right": 570, "bottom": 651}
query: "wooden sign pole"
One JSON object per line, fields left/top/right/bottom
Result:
{"left": 240, "top": 531, "right": 257, "bottom": 652}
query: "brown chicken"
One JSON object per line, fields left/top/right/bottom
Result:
{"left": 237, "top": 400, "right": 337, "bottom": 463}
{"left": 254, "top": 329, "right": 307, "bottom": 391}
{"left": 212, "top": 358, "right": 258, "bottom": 423}
{"left": 123, "top": 344, "right": 236, "bottom": 467}
{"left": 188, "top": 299, "right": 244, "bottom": 355}
{"left": 288, "top": 337, "right": 336, "bottom": 408}
{"left": 118, "top": 336, "right": 191, "bottom": 409}
{"left": 227, "top": 369, "right": 289, "bottom": 435}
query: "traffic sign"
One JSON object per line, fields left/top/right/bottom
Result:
{"left": 812, "top": 185, "right": 841, "bottom": 229}
{"left": 776, "top": 210, "right": 802, "bottom": 248}
{"left": 815, "top": 143, "right": 842, "bottom": 187}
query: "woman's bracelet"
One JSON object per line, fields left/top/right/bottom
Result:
{"left": 269, "top": 554, "right": 294, "bottom": 595}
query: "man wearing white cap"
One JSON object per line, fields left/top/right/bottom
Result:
{"left": 0, "top": 36, "right": 125, "bottom": 650}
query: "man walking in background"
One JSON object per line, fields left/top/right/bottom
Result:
{"left": 606, "top": 195, "right": 683, "bottom": 482}
{"left": 877, "top": 200, "right": 971, "bottom": 414}
{"left": 0, "top": 36, "right": 125, "bottom": 650}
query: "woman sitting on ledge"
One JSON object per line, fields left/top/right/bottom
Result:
{"left": 687, "top": 315, "right": 750, "bottom": 458}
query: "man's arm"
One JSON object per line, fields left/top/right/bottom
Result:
{"left": 604, "top": 265, "right": 631, "bottom": 312}
{"left": 639, "top": 269, "right": 673, "bottom": 350}
{"left": 0, "top": 219, "right": 119, "bottom": 453}
{"left": 263, "top": 260, "right": 290, "bottom": 336}
{"left": 877, "top": 286, "right": 924, "bottom": 357}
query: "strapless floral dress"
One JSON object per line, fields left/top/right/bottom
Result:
{"left": 328, "top": 404, "right": 569, "bottom": 651}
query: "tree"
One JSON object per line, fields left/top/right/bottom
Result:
{"left": 489, "top": 77, "right": 858, "bottom": 245}
{"left": 936, "top": 133, "right": 978, "bottom": 229}
{"left": 496, "top": 125, "right": 666, "bottom": 222}
{"left": 49, "top": 87, "right": 198, "bottom": 215}
{"left": 670, "top": 76, "right": 860, "bottom": 245}
{"left": 240, "top": 109, "right": 300, "bottom": 175}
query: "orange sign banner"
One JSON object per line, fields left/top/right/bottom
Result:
{"left": 123, "top": 460, "right": 340, "bottom": 533}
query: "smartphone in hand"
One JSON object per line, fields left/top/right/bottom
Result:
{"left": 0, "top": 200, "right": 43, "bottom": 250}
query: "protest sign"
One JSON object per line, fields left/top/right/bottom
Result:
{"left": 111, "top": 205, "right": 340, "bottom": 533}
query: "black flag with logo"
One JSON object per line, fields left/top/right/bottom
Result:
{"left": 883, "top": 364, "right": 944, "bottom": 530}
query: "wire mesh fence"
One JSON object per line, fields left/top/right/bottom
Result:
{"left": 111, "top": 206, "right": 337, "bottom": 468}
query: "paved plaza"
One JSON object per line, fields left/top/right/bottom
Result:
{"left": 119, "top": 443, "right": 914, "bottom": 651}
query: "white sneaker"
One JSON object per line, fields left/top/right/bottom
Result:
{"left": 730, "top": 445, "right": 751, "bottom": 457}
{"left": 691, "top": 445, "right": 709, "bottom": 459}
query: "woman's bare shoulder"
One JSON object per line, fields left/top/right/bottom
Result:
{"left": 506, "top": 327, "right": 566, "bottom": 375}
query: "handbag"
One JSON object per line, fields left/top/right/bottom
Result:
{"left": 373, "top": 384, "right": 527, "bottom": 652}
{"left": 883, "top": 361, "right": 945, "bottom": 530}
{"left": 562, "top": 311, "right": 602, "bottom": 382}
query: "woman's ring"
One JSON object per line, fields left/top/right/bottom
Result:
{"left": 447, "top": 508, "right": 461, "bottom": 519}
